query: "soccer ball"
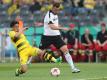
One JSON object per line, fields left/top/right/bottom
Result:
{"left": 50, "top": 67, "right": 60, "bottom": 77}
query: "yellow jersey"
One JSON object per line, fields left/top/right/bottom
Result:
{"left": 8, "top": 31, "right": 30, "bottom": 52}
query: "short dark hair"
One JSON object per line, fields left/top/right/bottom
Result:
{"left": 53, "top": 2, "right": 60, "bottom": 8}
{"left": 10, "top": 21, "right": 18, "bottom": 28}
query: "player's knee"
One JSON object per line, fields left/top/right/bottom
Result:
{"left": 60, "top": 45, "right": 69, "bottom": 54}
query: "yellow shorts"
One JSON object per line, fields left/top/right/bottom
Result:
{"left": 19, "top": 47, "right": 40, "bottom": 65}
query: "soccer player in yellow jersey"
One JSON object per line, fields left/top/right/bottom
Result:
{"left": 8, "top": 21, "right": 61, "bottom": 76}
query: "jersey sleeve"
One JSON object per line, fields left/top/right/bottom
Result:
{"left": 48, "top": 14, "right": 54, "bottom": 24}
{"left": 44, "top": 12, "right": 54, "bottom": 24}
{"left": 8, "top": 31, "right": 16, "bottom": 39}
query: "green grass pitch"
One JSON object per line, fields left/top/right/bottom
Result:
{"left": 0, "top": 63, "right": 107, "bottom": 80}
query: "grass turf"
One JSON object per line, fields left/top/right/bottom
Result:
{"left": 0, "top": 63, "right": 107, "bottom": 80}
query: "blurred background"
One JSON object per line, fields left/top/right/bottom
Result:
{"left": 0, "top": 0, "right": 107, "bottom": 63}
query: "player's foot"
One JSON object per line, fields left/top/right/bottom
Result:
{"left": 56, "top": 56, "right": 62, "bottom": 63}
{"left": 72, "top": 68, "right": 80, "bottom": 73}
{"left": 15, "top": 69, "right": 20, "bottom": 76}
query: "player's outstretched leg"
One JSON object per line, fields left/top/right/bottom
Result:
{"left": 42, "top": 52, "right": 62, "bottom": 63}
{"left": 15, "top": 68, "right": 23, "bottom": 76}
{"left": 15, "top": 65, "right": 27, "bottom": 76}
{"left": 72, "top": 68, "right": 80, "bottom": 73}
{"left": 60, "top": 45, "right": 80, "bottom": 73}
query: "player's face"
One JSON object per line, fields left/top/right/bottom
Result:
{"left": 53, "top": 7, "right": 60, "bottom": 14}
{"left": 14, "top": 24, "right": 19, "bottom": 32}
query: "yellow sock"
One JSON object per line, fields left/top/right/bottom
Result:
{"left": 18, "top": 69, "right": 24, "bottom": 74}
{"left": 44, "top": 53, "right": 57, "bottom": 62}
{"left": 51, "top": 57, "right": 57, "bottom": 62}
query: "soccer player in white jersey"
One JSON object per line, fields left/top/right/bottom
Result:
{"left": 39, "top": 2, "right": 80, "bottom": 73}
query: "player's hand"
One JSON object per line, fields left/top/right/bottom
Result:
{"left": 21, "top": 27, "right": 29, "bottom": 31}
{"left": 62, "top": 27, "right": 70, "bottom": 31}
{"left": 24, "top": 27, "right": 29, "bottom": 30}
{"left": 34, "top": 22, "right": 43, "bottom": 26}
{"left": 59, "top": 25, "right": 70, "bottom": 31}
{"left": 19, "top": 27, "right": 29, "bottom": 33}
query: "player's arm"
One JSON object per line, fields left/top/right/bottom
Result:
{"left": 48, "top": 23, "right": 70, "bottom": 31}
{"left": 47, "top": 13, "right": 71, "bottom": 31}
{"left": 15, "top": 27, "right": 28, "bottom": 37}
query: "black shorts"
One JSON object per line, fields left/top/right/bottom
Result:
{"left": 39, "top": 35, "right": 65, "bottom": 49}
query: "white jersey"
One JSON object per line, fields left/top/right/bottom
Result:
{"left": 43, "top": 11, "right": 60, "bottom": 36}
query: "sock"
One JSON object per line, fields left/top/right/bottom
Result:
{"left": 43, "top": 53, "right": 57, "bottom": 62}
{"left": 64, "top": 52, "right": 75, "bottom": 69}
{"left": 27, "top": 56, "right": 33, "bottom": 64}
{"left": 18, "top": 69, "right": 24, "bottom": 74}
